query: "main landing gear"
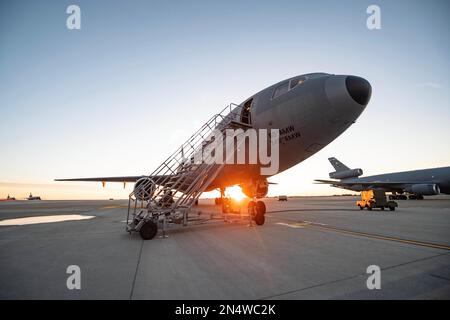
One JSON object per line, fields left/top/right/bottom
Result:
{"left": 218, "top": 187, "right": 266, "bottom": 226}
{"left": 247, "top": 200, "right": 266, "bottom": 225}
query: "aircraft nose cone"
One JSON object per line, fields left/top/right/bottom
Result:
{"left": 345, "top": 76, "right": 372, "bottom": 105}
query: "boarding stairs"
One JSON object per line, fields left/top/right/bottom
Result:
{"left": 126, "top": 103, "right": 252, "bottom": 235}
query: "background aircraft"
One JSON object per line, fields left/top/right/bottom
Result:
{"left": 316, "top": 157, "right": 450, "bottom": 199}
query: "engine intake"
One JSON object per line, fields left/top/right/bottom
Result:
{"left": 134, "top": 177, "right": 156, "bottom": 200}
{"left": 329, "top": 168, "right": 363, "bottom": 180}
{"left": 407, "top": 184, "right": 440, "bottom": 196}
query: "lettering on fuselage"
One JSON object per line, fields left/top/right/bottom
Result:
{"left": 279, "top": 125, "right": 301, "bottom": 144}
{"left": 280, "top": 125, "right": 295, "bottom": 135}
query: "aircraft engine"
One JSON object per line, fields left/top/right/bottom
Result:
{"left": 329, "top": 168, "right": 363, "bottom": 179}
{"left": 407, "top": 184, "right": 440, "bottom": 196}
{"left": 133, "top": 177, "right": 156, "bottom": 200}
{"left": 241, "top": 179, "right": 269, "bottom": 198}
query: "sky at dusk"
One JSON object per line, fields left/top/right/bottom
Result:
{"left": 1, "top": 0, "right": 449, "bottom": 199}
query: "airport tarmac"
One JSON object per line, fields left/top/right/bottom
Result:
{"left": 0, "top": 196, "right": 449, "bottom": 299}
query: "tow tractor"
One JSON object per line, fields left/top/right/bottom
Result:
{"left": 357, "top": 190, "right": 398, "bottom": 211}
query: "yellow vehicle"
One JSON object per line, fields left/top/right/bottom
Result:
{"left": 357, "top": 190, "right": 398, "bottom": 211}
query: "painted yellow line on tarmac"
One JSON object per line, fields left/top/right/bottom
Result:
{"left": 273, "top": 218, "right": 450, "bottom": 251}
{"left": 276, "top": 222, "right": 310, "bottom": 228}
{"left": 311, "top": 224, "right": 450, "bottom": 251}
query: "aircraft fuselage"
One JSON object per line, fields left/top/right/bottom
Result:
{"left": 339, "top": 167, "right": 450, "bottom": 195}
{"left": 207, "top": 73, "right": 371, "bottom": 191}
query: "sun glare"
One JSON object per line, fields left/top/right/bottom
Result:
{"left": 226, "top": 185, "right": 246, "bottom": 201}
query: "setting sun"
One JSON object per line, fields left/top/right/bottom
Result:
{"left": 226, "top": 185, "right": 247, "bottom": 201}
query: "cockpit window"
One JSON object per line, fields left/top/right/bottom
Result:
{"left": 290, "top": 73, "right": 329, "bottom": 89}
{"left": 272, "top": 81, "right": 289, "bottom": 99}
{"left": 290, "top": 76, "right": 307, "bottom": 89}
{"left": 272, "top": 73, "right": 330, "bottom": 99}
{"left": 305, "top": 72, "right": 329, "bottom": 79}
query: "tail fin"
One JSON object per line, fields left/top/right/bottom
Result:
{"left": 328, "top": 157, "right": 349, "bottom": 172}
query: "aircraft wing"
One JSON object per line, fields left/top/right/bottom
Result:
{"left": 315, "top": 179, "right": 426, "bottom": 186}
{"left": 55, "top": 176, "right": 145, "bottom": 183}
{"left": 315, "top": 179, "right": 342, "bottom": 184}
{"left": 314, "top": 179, "right": 425, "bottom": 190}
{"left": 55, "top": 175, "right": 175, "bottom": 189}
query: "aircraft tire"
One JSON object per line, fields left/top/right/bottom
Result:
{"left": 139, "top": 221, "right": 158, "bottom": 240}
{"left": 254, "top": 211, "right": 265, "bottom": 225}
{"left": 256, "top": 201, "right": 266, "bottom": 215}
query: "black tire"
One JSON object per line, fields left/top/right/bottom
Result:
{"left": 381, "top": 207, "right": 385, "bottom": 211}
{"left": 367, "top": 206, "right": 372, "bottom": 211}
{"left": 256, "top": 201, "right": 266, "bottom": 215}
{"left": 253, "top": 201, "right": 266, "bottom": 225}
{"left": 389, "top": 207, "right": 395, "bottom": 211}
{"left": 139, "top": 221, "right": 158, "bottom": 240}
{"left": 358, "top": 205, "right": 363, "bottom": 210}
{"left": 254, "top": 212, "right": 265, "bottom": 225}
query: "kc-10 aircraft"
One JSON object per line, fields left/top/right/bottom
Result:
{"left": 316, "top": 157, "right": 450, "bottom": 199}
{"left": 58, "top": 73, "right": 371, "bottom": 202}
{"left": 57, "top": 73, "right": 371, "bottom": 238}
